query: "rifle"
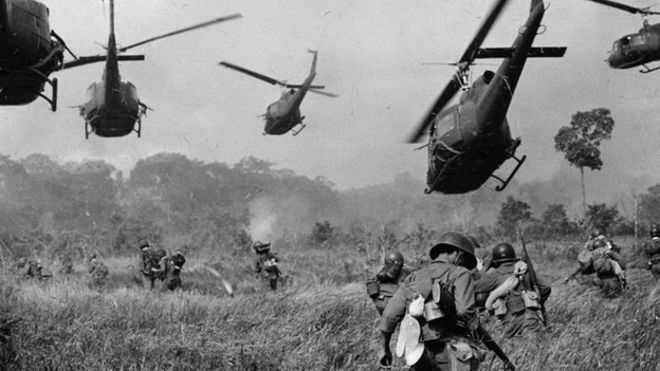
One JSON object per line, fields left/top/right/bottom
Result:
{"left": 476, "top": 323, "right": 515, "bottom": 370}
{"left": 563, "top": 267, "right": 582, "bottom": 283}
{"left": 518, "top": 233, "right": 548, "bottom": 327}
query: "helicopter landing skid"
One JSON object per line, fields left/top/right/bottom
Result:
{"left": 34, "top": 74, "right": 57, "bottom": 112}
{"left": 292, "top": 124, "right": 306, "bottom": 136}
{"left": 134, "top": 119, "right": 142, "bottom": 138}
{"left": 292, "top": 121, "right": 306, "bottom": 136}
{"left": 491, "top": 154, "right": 526, "bottom": 192}
{"left": 640, "top": 64, "right": 660, "bottom": 74}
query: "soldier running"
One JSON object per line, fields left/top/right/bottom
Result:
{"left": 88, "top": 254, "right": 109, "bottom": 288}
{"left": 379, "top": 232, "right": 483, "bottom": 370}
{"left": 138, "top": 241, "right": 166, "bottom": 289}
{"left": 157, "top": 251, "right": 186, "bottom": 291}
{"left": 475, "top": 243, "right": 551, "bottom": 337}
{"left": 254, "top": 241, "right": 281, "bottom": 290}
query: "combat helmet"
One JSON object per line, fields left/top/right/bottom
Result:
{"left": 651, "top": 223, "right": 660, "bottom": 239}
{"left": 491, "top": 243, "right": 516, "bottom": 265}
{"left": 429, "top": 232, "right": 477, "bottom": 270}
{"left": 385, "top": 251, "right": 404, "bottom": 266}
{"left": 253, "top": 241, "right": 271, "bottom": 253}
{"left": 377, "top": 251, "right": 405, "bottom": 282}
{"left": 592, "top": 239, "right": 608, "bottom": 250}
{"left": 139, "top": 240, "right": 151, "bottom": 250}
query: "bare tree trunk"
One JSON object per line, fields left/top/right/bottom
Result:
{"left": 633, "top": 189, "right": 638, "bottom": 250}
{"left": 580, "top": 166, "right": 586, "bottom": 218}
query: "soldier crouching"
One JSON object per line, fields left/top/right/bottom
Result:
{"left": 366, "top": 251, "right": 407, "bottom": 315}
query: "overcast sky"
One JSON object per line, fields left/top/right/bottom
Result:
{"left": 1, "top": 0, "right": 658, "bottom": 193}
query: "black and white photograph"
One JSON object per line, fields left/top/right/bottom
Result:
{"left": 1, "top": 0, "right": 660, "bottom": 370}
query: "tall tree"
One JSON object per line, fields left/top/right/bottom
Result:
{"left": 554, "top": 108, "right": 615, "bottom": 216}
{"left": 585, "top": 203, "right": 621, "bottom": 234}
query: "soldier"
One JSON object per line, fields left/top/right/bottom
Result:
{"left": 366, "top": 251, "right": 407, "bottom": 315}
{"left": 589, "top": 239, "right": 627, "bottom": 296}
{"left": 379, "top": 232, "right": 482, "bottom": 370}
{"left": 25, "top": 259, "right": 42, "bottom": 279}
{"left": 24, "top": 259, "right": 51, "bottom": 279}
{"left": 645, "top": 223, "right": 660, "bottom": 276}
{"left": 585, "top": 230, "right": 620, "bottom": 253}
{"left": 159, "top": 251, "right": 186, "bottom": 291}
{"left": 88, "top": 254, "right": 109, "bottom": 288}
{"left": 139, "top": 240, "right": 153, "bottom": 275}
{"left": 254, "top": 241, "right": 281, "bottom": 290}
{"left": 475, "top": 243, "right": 551, "bottom": 338}
{"left": 138, "top": 241, "right": 162, "bottom": 289}
{"left": 148, "top": 249, "right": 167, "bottom": 289}
{"left": 568, "top": 238, "right": 627, "bottom": 296}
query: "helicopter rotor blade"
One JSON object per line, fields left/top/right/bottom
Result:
{"left": 408, "top": 0, "right": 509, "bottom": 143}
{"left": 308, "top": 88, "right": 339, "bottom": 98}
{"left": 585, "top": 0, "right": 660, "bottom": 15}
{"left": 218, "top": 61, "right": 283, "bottom": 86}
{"left": 118, "top": 13, "right": 242, "bottom": 53}
{"left": 408, "top": 74, "right": 462, "bottom": 143}
{"left": 61, "top": 54, "right": 145, "bottom": 70}
{"left": 283, "top": 84, "right": 326, "bottom": 89}
{"left": 457, "top": 0, "right": 511, "bottom": 64}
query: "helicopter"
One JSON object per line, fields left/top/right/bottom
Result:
{"left": 407, "top": 0, "right": 566, "bottom": 194}
{"left": 0, "top": 0, "right": 79, "bottom": 111}
{"left": 219, "top": 50, "right": 336, "bottom": 136}
{"left": 585, "top": 0, "right": 660, "bottom": 73}
{"left": 62, "top": 0, "right": 241, "bottom": 139}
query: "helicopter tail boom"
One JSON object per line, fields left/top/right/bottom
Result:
{"left": 475, "top": 47, "right": 567, "bottom": 59}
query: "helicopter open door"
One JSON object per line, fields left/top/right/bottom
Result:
{"left": 489, "top": 117, "right": 526, "bottom": 192}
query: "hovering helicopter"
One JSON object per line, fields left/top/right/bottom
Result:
{"left": 219, "top": 50, "right": 337, "bottom": 136}
{"left": 0, "top": 0, "right": 79, "bottom": 111}
{"left": 585, "top": 0, "right": 660, "bottom": 73}
{"left": 408, "top": 0, "right": 566, "bottom": 194}
{"left": 62, "top": 0, "right": 241, "bottom": 139}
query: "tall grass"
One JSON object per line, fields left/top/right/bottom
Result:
{"left": 1, "top": 239, "right": 659, "bottom": 370}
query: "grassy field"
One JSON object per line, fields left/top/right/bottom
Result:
{"left": 1, "top": 238, "right": 660, "bottom": 370}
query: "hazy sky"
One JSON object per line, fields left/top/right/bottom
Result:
{"left": 1, "top": 0, "right": 658, "bottom": 193}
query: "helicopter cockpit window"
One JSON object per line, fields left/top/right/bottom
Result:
{"left": 431, "top": 106, "right": 461, "bottom": 146}
{"left": 630, "top": 34, "right": 645, "bottom": 46}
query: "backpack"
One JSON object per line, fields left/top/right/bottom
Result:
{"left": 264, "top": 257, "right": 278, "bottom": 273}
{"left": 424, "top": 265, "right": 459, "bottom": 322}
